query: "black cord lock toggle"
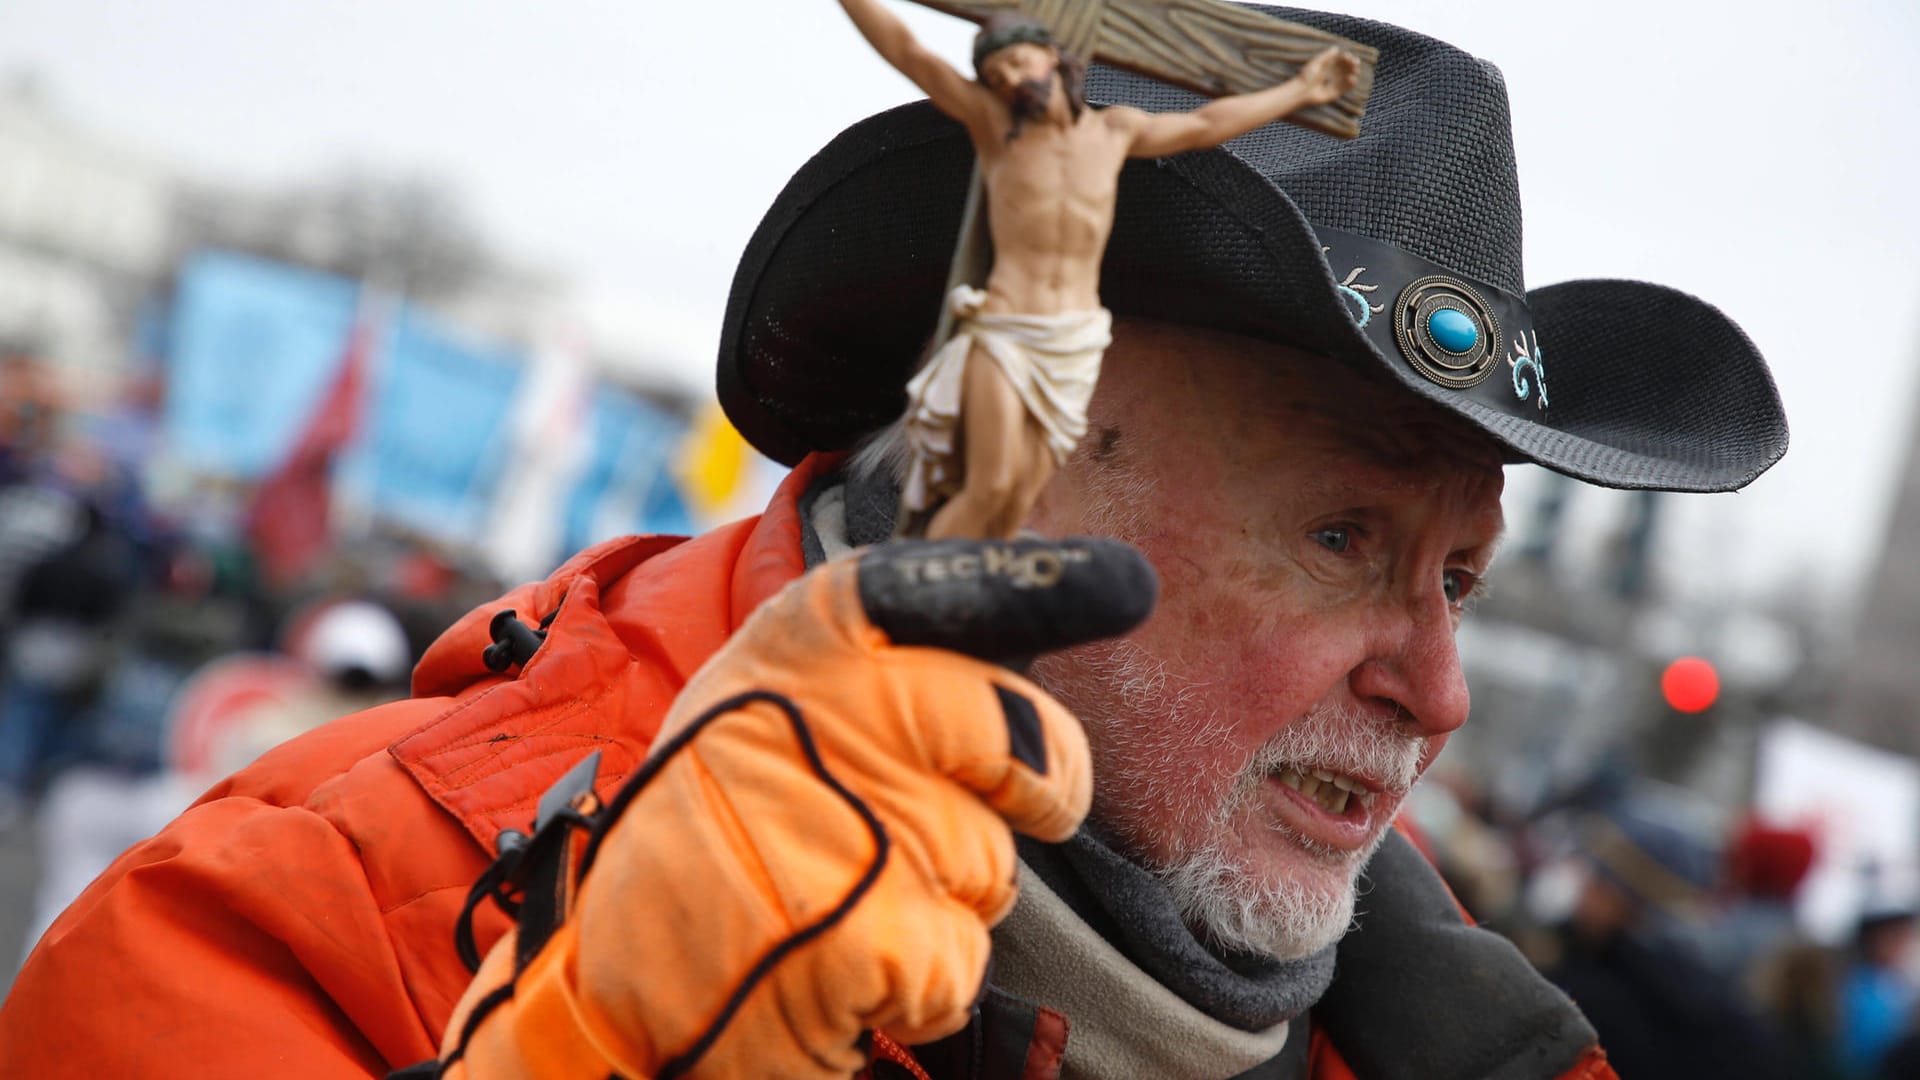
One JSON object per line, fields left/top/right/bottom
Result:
{"left": 482, "top": 610, "right": 549, "bottom": 673}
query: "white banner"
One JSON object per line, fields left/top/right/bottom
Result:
{"left": 1753, "top": 718, "right": 1920, "bottom": 942}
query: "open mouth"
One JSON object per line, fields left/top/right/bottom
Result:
{"left": 1272, "top": 765, "right": 1372, "bottom": 817}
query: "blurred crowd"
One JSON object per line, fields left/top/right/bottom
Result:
{"left": 0, "top": 347, "right": 508, "bottom": 961}
{"left": 1410, "top": 766, "right": 1920, "bottom": 1080}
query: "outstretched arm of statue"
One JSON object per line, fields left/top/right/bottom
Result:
{"left": 838, "top": 0, "right": 993, "bottom": 131}
{"left": 1115, "top": 46, "right": 1360, "bottom": 158}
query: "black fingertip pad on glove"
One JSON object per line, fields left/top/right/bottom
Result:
{"left": 856, "top": 537, "right": 1158, "bottom": 665}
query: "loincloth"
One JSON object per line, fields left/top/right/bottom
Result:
{"left": 901, "top": 286, "right": 1114, "bottom": 514}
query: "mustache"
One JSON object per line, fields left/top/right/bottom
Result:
{"left": 1241, "top": 704, "right": 1426, "bottom": 798}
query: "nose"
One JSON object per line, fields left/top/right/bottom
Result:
{"left": 1346, "top": 595, "right": 1471, "bottom": 738}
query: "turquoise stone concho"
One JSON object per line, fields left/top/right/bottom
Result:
{"left": 1317, "top": 226, "right": 1553, "bottom": 417}
{"left": 1392, "top": 275, "right": 1503, "bottom": 390}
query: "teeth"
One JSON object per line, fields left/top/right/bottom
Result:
{"left": 1274, "top": 766, "right": 1357, "bottom": 815}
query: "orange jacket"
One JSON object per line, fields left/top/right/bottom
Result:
{"left": 0, "top": 454, "right": 1610, "bottom": 1079}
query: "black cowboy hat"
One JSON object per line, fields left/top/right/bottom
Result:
{"left": 717, "top": 6, "right": 1787, "bottom": 492}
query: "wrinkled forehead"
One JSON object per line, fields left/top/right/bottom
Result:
{"left": 1106, "top": 320, "right": 1504, "bottom": 470}
{"left": 1307, "top": 392, "right": 1506, "bottom": 477}
{"left": 1278, "top": 378, "right": 1507, "bottom": 515}
{"left": 1299, "top": 406, "right": 1507, "bottom": 520}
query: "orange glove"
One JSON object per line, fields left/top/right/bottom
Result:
{"left": 438, "top": 537, "right": 1155, "bottom": 1079}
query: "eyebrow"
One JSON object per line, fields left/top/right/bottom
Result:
{"left": 1459, "top": 520, "right": 1507, "bottom": 570}
{"left": 1294, "top": 458, "right": 1490, "bottom": 509}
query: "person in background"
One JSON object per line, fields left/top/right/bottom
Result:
{"left": 0, "top": 499, "right": 137, "bottom": 825}
{"left": 236, "top": 597, "right": 415, "bottom": 766}
{"left": 1836, "top": 904, "right": 1919, "bottom": 1077}
{"left": 1543, "top": 806, "right": 1794, "bottom": 1080}
{"left": 1709, "top": 819, "right": 1840, "bottom": 1080}
{"left": 1706, "top": 817, "right": 1819, "bottom": 986}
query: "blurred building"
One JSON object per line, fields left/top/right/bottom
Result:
{"left": 0, "top": 69, "right": 577, "bottom": 389}
{"left": 1831, "top": 363, "right": 1920, "bottom": 756}
{"left": 175, "top": 172, "right": 514, "bottom": 308}
{"left": 0, "top": 72, "right": 176, "bottom": 383}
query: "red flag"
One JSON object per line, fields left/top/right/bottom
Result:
{"left": 246, "top": 315, "right": 373, "bottom": 586}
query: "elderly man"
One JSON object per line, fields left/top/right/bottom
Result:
{"left": 0, "top": 6, "right": 1784, "bottom": 1080}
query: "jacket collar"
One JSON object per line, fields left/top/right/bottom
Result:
{"left": 388, "top": 454, "right": 837, "bottom": 851}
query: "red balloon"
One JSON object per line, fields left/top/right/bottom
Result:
{"left": 1661, "top": 656, "right": 1720, "bottom": 713}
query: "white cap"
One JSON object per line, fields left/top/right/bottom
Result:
{"left": 296, "top": 600, "right": 412, "bottom": 686}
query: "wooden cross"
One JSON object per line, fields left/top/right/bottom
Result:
{"left": 909, "top": 0, "right": 1379, "bottom": 341}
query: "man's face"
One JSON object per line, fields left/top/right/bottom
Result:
{"left": 1027, "top": 319, "right": 1506, "bottom": 958}
{"left": 980, "top": 42, "right": 1060, "bottom": 117}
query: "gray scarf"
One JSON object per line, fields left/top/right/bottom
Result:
{"left": 1017, "top": 829, "right": 1336, "bottom": 1032}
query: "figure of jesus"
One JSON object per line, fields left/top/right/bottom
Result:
{"left": 840, "top": 0, "right": 1360, "bottom": 540}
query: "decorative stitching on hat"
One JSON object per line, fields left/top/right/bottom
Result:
{"left": 1322, "top": 247, "right": 1385, "bottom": 329}
{"left": 1508, "top": 330, "right": 1548, "bottom": 409}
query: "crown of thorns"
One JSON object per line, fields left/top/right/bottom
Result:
{"left": 972, "top": 18, "right": 1057, "bottom": 76}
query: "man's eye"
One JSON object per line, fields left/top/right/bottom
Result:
{"left": 1310, "top": 527, "right": 1351, "bottom": 553}
{"left": 1443, "top": 569, "right": 1476, "bottom": 605}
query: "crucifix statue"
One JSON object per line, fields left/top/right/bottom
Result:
{"left": 836, "top": 0, "right": 1377, "bottom": 541}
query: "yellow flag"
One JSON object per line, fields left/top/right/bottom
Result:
{"left": 677, "top": 403, "right": 750, "bottom": 517}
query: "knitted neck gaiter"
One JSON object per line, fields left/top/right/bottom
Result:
{"left": 1016, "top": 828, "right": 1337, "bottom": 1032}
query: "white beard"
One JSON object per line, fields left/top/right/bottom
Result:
{"left": 1033, "top": 636, "right": 1425, "bottom": 961}
{"left": 1157, "top": 830, "right": 1363, "bottom": 959}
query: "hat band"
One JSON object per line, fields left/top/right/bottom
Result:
{"left": 1315, "top": 226, "right": 1549, "bottom": 418}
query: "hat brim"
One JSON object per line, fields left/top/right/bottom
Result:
{"left": 719, "top": 100, "right": 1787, "bottom": 492}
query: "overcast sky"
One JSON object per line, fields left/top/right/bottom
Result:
{"left": 3, "top": 0, "right": 1916, "bottom": 615}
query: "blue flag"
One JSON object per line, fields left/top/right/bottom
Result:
{"left": 164, "top": 252, "right": 360, "bottom": 477}
{"left": 343, "top": 306, "right": 524, "bottom": 541}
{"left": 563, "top": 387, "right": 695, "bottom": 553}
